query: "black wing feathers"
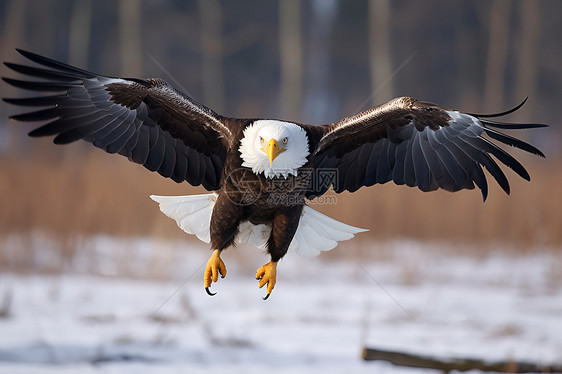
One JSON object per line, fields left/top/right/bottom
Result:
{"left": 14, "top": 48, "right": 96, "bottom": 78}
{"left": 3, "top": 49, "right": 229, "bottom": 190}
{"left": 310, "top": 97, "right": 547, "bottom": 200}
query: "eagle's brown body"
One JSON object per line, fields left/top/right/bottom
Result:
{"left": 215, "top": 120, "right": 321, "bottom": 261}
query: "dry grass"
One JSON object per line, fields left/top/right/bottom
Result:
{"left": 0, "top": 144, "right": 560, "bottom": 270}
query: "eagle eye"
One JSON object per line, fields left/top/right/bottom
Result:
{"left": 282, "top": 137, "right": 288, "bottom": 145}
{"left": 259, "top": 136, "right": 264, "bottom": 145}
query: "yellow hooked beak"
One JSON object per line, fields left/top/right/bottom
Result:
{"left": 262, "top": 139, "right": 286, "bottom": 164}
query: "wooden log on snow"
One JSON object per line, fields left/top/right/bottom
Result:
{"left": 362, "top": 347, "right": 562, "bottom": 373}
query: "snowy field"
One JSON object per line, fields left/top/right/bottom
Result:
{"left": 0, "top": 236, "right": 561, "bottom": 373}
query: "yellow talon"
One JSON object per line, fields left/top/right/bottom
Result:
{"left": 204, "top": 249, "right": 227, "bottom": 296}
{"left": 255, "top": 261, "right": 277, "bottom": 300}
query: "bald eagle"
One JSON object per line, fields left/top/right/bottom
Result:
{"left": 3, "top": 50, "right": 547, "bottom": 299}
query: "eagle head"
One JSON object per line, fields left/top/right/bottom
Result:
{"left": 239, "top": 120, "right": 310, "bottom": 179}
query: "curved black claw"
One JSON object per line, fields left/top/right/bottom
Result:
{"left": 205, "top": 287, "right": 217, "bottom": 296}
{"left": 262, "top": 293, "right": 271, "bottom": 301}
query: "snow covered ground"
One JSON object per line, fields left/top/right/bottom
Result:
{"left": 0, "top": 236, "right": 561, "bottom": 373}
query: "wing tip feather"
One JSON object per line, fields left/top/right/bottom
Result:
{"left": 468, "top": 97, "right": 528, "bottom": 118}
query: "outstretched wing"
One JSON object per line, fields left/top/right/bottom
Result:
{"left": 3, "top": 49, "right": 231, "bottom": 190}
{"left": 308, "top": 96, "right": 547, "bottom": 200}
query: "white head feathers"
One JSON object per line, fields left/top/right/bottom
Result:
{"left": 239, "top": 120, "right": 310, "bottom": 179}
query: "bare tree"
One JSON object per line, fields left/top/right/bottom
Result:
{"left": 302, "top": 0, "right": 337, "bottom": 124}
{"left": 368, "top": 0, "right": 393, "bottom": 104}
{"left": 484, "top": 0, "right": 511, "bottom": 111}
{"left": 455, "top": 3, "right": 480, "bottom": 110}
{"left": 119, "top": 0, "right": 143, "bottom": 77}
{"left": 1, "top": 0, "right": 27, "bottom": 152}
{"left": 279, "top": 0, "right": 303, "bottom": 119}
{"left": 514, "top": 0, "right": 540, "bottom": 122}
{"left": 198, "top": 0, "right": 225, "bottom": 113}
{"left": 1, "top": 0, "right": 26, "bottom": 61}
{"left": 69, "top": 0, "right": 93, "bottom": 68}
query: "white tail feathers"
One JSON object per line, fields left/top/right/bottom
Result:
{"left": 289, "top": 206, "right": 368, "bottom": 257}
{"left": 150, "top": 194, "right": 216, "bottom": 243}
{"left": 150, "top": 194, "right": 368, "bottom": 257}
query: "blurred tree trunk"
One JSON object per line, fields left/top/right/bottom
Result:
{"left": 368, "top": 0, "right": 393, "bottom": 104}
{"left": 303, "top": 0, "right": 337, "bottom": 124}
{"left": 1, "top": 0, "right": 26, "bottom": 60}
{"left": 455, "top": 4, "right": 480, "bottom": 110}
{"left": 69, "top": 0, "right": 92, "bottom": 68}
{"left": 484, "top": 0, "right": 511, "bottom": 112}
{"left": 279, "top": 0, "right": 302, "bottom": 119}
{"left": 1, "top": 0, "right": 27, "bottom": 153}
{"left": 198, "top": 0, "right": 225, "bottom": 113}
{"left": 119, "top": 0, "right": 143, "bottom": 77}
{"left": 514, "top": 0, "right": 539, "bottom": 122}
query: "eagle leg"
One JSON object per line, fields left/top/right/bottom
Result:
{"left": 204, "top": 249, "right": 227, "bottom": 296}
{"left": 255, "top": 261, "right": 278, "bottom": 300}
